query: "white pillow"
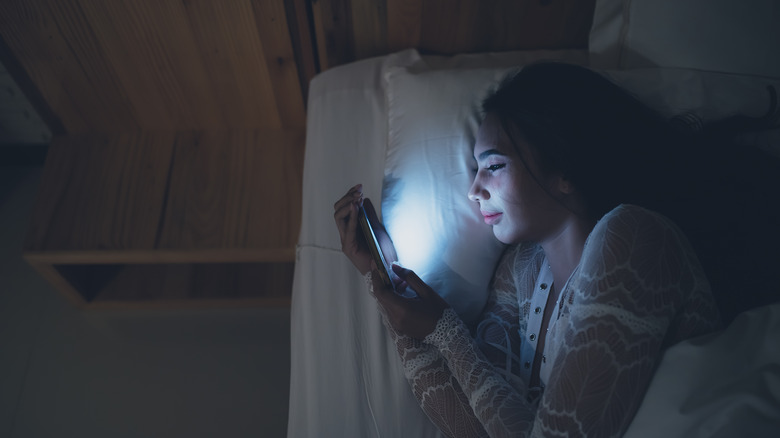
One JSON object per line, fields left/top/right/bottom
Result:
{"left": 607, "top": 67, "right": 780, "bottom": 119}
{"left": 381, "top": 50, "right": 588, "bottom": 325}
{"left": 605, "top": 68, "right": 780, "bottom": 157}
{"left": 589, "top": 0, "right": 780, "bottom": 79}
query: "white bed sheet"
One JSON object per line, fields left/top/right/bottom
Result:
{"left": 288, "top": 51, "right": 445, "bottom": 438}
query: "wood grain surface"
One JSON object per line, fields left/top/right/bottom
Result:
{"left": 0, "top": 0, "right": 306, "bottom": 132}
{"left": 24, "top": 130, "right": 303, "bottom": 259}
{"left": 313, "top": 0, "right": 597, "bottom": 69}
{"left": 23, "top": 130, "right": 302, "bottom": 307}
{"left": 24, "top": 132, "right": 175, "bottom": 253}
{"left": 0, "top": 0, "right": 595, "bottom": 130}
{"left": 52, "top": 262, "right": 294, "bottom": 308}
{"left": 157, "top": 130, "right": 304, "bottom": 255}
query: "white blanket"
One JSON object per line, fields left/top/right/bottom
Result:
{"left": 625, "top": 303, "right": 780, "bottom": 438}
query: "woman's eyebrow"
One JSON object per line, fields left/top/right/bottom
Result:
{"left": 477, "top": 149, "right": 507, "bottom": 160}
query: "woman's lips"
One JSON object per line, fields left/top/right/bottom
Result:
{"left": 482, "top": 211, "right": 503, "bottom": 225}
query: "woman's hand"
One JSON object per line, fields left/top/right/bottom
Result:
{"left": 371, "top": 264, "right": 450, "bottom": 340}
{"left": 333, "top": 184, "right": 373, "bottom": 274}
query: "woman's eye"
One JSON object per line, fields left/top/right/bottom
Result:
{"left": 486, "top": 163, "right": 505, "bottom": 172}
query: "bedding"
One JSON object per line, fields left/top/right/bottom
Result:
{"left": 589, "top": 0, "right": 780, "bottom": 78}
{"left": 289, "top": 51, "right": 437, "bottom": 438}
{"left": 624, "top": 302, "right": 780, "bottom": 438}
{"left": 289, "top": 48, "right": 780, "bottom": 437}
{"left": 289, "top": 2, "right": 780, "bottom": 433}
{"left": 288, "top": 49, "right": 588, "bottom": 438}
{"left": 383, "top": 50, "right": 588, "bottom": 326}
{"left": 383, "top": 59, "right": 780, "bottom": 326}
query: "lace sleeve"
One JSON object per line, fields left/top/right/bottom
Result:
{"left": 381, "top": 315, "right": 489, "bottom": 437}
{"left": 367, "top": 272, "right": 488, "bottom": 437}
{"left": 417, "top": 245, "right": 544, "bottom": 437}
{"left": 369, "top": 245, "right": 538, "bottom": 437}
{"left": 376, "top": 206, "right": 719, "bottom": 438}
{"left": 411, "top": 206, "right": 718, "bottom": 438}
{"left": 532, "top": 205, "right": 721, "bottom": 437}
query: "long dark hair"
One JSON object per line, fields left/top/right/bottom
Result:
{"left": 482, "top": 62, "right": 780, "bottom": 323}
{"left": 482, "top": 62, "right": 699, "bottom": 219}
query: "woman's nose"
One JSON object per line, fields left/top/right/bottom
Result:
{"left": 468, "top": 179, "right": 488, "bottom": 202}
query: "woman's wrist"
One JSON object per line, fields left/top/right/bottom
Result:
{"left": 423, "top": 308, "right": 462, "bottom": 348}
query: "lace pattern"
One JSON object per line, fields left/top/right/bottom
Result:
{"left": 376, "top": 205, "right": 721, "bottom": 437}
{"left": 424, "top": 308, "right": 460, "bottom": 346}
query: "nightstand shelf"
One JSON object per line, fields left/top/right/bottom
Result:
{"left": 23, "top": 130, "right": 303, "bottom": 309}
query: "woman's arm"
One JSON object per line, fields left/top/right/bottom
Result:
{"left": 419, "top": 206, "right": 719, "bottom": 437}
{"left": 374, "top": 245, "right": 542, "bottom": 437}
{"left": 532, "top": 205, "right": 720, "bottom": 437}
{"left": 380, "top": 316, "right": 489, "bottom": 438}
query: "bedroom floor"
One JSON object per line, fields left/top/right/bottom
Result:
{"left": 0, "top": 165, "right": 291, "bottom": 437}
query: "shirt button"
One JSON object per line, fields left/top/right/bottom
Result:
{"left": 543, "top": 355, "right": 547, "bottom": 363}
{"left": 524, "top": 361, "right": 531, "bottom": 369}
{"left": 540, "top": 283, "right": 548, "bottom": 291}
{"left": 529, "top": 333, "right": 536, "bottom": 341}
{"left": 534, "top": 307, "right": 542, "bottom": 314}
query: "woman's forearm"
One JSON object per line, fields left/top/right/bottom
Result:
{"left": 425, "top": 308, "right": 536, "bottom": 437}
{"left": 383, "top": 313, "right": 489, "bottom": 438}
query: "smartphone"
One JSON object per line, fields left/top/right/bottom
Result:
{"left": 358, "top": 203, "right": 394, "bottom": 288}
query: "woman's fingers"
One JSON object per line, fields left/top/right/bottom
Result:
{"left": 333, "top": 184, "right": 363, "bottom": 243}
{"left": 392, "top": 264, "right": 434, "bottom": 299}
{"left": 333, "top": 184, "right": 373, "bottom": 274}
{"left": 346, "top": 199, "right": 358, "bottom": 242}
{"left": 333, "top": 199, "right": 355, "bottom": 231}
{"left": 372, "top": 265, "right": 447, "bottom": 339}
{"left": 333, "top": 184, "right": 363, "bottom": 212}
{"left": 371, "top": 269, "right": 405, "bottom": 310}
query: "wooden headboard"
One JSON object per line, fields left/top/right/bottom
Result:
{"left": 311, "top": 0, "right": 596, "bottom": 70}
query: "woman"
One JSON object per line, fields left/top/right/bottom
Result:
{"left": 334, "top": 63, "right": 722, "bottom": 437}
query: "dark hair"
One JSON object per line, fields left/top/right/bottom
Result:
{"left": 481, "top": 62, "right": 692, "bottom": 220}
{"left": 481, "top": 62, "right": 780, "bottom": 323}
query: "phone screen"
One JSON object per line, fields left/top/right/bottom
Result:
{"left": 358, "top": 204, "right": 393, "bottom": 287}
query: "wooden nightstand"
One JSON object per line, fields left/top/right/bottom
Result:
{"left": 23, "top": 130, "right": 303, "bottom": 309}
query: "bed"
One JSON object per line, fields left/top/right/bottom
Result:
{"left": 288, "top": 0, "right": 780, "bottom": 436}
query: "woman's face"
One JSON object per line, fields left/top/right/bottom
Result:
{"left": 468, "top": 114, "right": 570, "bottom": 245}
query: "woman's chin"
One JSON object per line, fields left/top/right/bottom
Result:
{"left": 492, "top": 226, "right": 517, "bottom": 245}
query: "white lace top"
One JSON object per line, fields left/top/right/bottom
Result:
{"left": 375, "top": 204, "right": 722, "bottom": 437}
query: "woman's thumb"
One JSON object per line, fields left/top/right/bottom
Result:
{"left": 392, "top": 264, "right": 429, "bottom": 296}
